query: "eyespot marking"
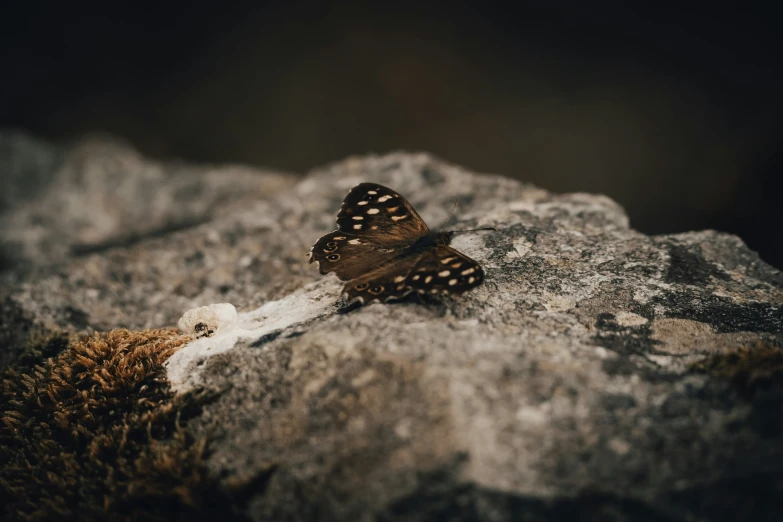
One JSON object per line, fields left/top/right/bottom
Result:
{"left": 369, "top": 285, "right": 384, "bottom": 295}
{"left": 367, "top": 208, "right": 380, "bottom": 214}
{"left": 327, "top": 254, "right": 340, "bottom": 261}
{"left": 356, "top": 283, "right": 369, "bottom": 290}
{"left": 438, "top": 270, "right": 450, "bottom": 277}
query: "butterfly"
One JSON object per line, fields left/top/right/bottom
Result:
{"left": 309, "top": 183, "right": 490, "bottom": 305}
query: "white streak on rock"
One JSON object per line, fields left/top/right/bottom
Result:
{"left": 167, "top": 279, "right": 341, "bottom": 393}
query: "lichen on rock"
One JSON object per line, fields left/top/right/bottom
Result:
{"left": 1, "top": 133, "right": 782, "bottom": 521}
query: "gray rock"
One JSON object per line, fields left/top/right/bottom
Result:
{"left": 0, "top": 131, "right": 295, "bottom": 268}
{"left": 0, "top": 131, "right": 65, "bottom": 217}
{"left": 1, "top": 133, "right": 782, "bottom": 521}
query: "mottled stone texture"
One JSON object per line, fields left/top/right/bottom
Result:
{"left": 1, "top": 133, "right": 782, "bottom": 521}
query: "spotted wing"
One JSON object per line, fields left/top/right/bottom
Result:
{"left": 405, "top": 245, "right": 485, "bottom": 295}
{"left": 341, "top": 252, "right": 424, "bottom": 304}
{"left": 309, "top": 230, "right": 400, "bottom": 280}
{"left": 310, "top": 183, "right": 430, "bottom": 280}
{"left": 335, "top": 183, "right": 429, "bottom": 246}
{"left": 342, "top": 245, "right": 485, "bottom": 304}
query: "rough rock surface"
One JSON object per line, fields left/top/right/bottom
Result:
{"left": 1, "top": 133, "right": 782, "bottom": 521}
{"left": 0, "top": 131, "right": 294, "bottom": 268}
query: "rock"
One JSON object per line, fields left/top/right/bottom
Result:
{"left": 0, "top": 132, "right": 64, "bottom": 217}
{"left": 1, "top": 132, "right": 782, "bottom": 521}
{"left": 0, "top": 131, "right": 295, "bottom": 268}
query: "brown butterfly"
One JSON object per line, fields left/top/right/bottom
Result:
{"left": 309, "top": 183, "right": 491, "bottom": 305}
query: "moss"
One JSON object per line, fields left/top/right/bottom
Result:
{"left": 9, "top": 327, "right": 74, "bottom": 372}
{"left": 0, "top": 328, "right": 241, "bottom": 522}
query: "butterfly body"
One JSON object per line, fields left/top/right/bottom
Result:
{"left": 309, "top": 183, "right": 486, "bottom": 304}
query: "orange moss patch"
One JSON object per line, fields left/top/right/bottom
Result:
{"left": 0, "top": 328, "right": 236, "bottom": 522}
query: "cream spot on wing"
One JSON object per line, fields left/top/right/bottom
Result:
{"left": 386, "top": 206, "right": 399, "bottom": 212}
{"left": 450, "top": 262, "right": 462, "bottom": 269}
{"left": 425, "top": 276, "right": 433, "bottom": 283}
{"left": 412, "top": 275, "right": 420, "bottom": 280}
{"left": 438, "top": 270, "right": 450, "bottom": 277}
{"left": 348, "top": 239, "right": 361, "bottom": 245}
{"left": 440, "top": 257, "right": 456, "bottom": 264}
{"left": 461, "top": 268, "right": 475, "bottom": 275}
{"left": 333, "top": 236, "right": 346, "bottom": 240}
{"left": 468, "top": 277, "right": 475, "bottom": 284}
{"left": 449, "top": 279, "right": 458, "bottom": 286}
{"left": 367, "top": 190, "right": 378, "bottom": 195}
{"left": 430, "top": 289, "right": 438, "bottom": 294}
{"left": 418, "top": 289, "right": 425, "bottom": 294}
{"left": 394, "top": 276, "right": 405, "bottom": 283}
{"left": 391, "top": 215, "right": 407, "bottom": 221}
{"left": 371, "top": 225, "right": 378, "bottom": 230}
{"left": 353, "top": 224, "right": 362, "bottom": 230}
{"left": 357, "top": 201, "right": 368, "bottom": 205}
{"left": 396, "top": 284, "right": 405, "bottom": 290}
{"left": 378, "top": 195, "right": 392, "bottom": 202}
{"left": 352, "top": 216, "right": 364, "bottom": 220}
{"left": 367, "top": 208, "right": 380, "bottom": 214}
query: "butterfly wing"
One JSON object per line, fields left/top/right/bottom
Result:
{"left": 341, "top": 252, "right": 423, "bottom": 304}
{"left": 309, "top": 231, "right": 401, "bottom": 280}
{"left": 342, "top": 245, "right": 485, "bottom": 304}
{"left": 335, "top": 183, "right": 429, "bottom": 245}
{"left": 310, "top": 183, "right": 430, "bottom": 281}
{"left": 405, "top": 245, "right": 485, "bottom": 295}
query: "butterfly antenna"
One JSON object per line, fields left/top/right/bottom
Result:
{"left": 441, "top": 197, "right": 459, "bottom": 229}
{"left": 452, "top": 226, "right": 496, "bottom": 235}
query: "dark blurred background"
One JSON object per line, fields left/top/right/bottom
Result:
{"left": 1, "top": 1, "right": 781, "bottom": 268}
